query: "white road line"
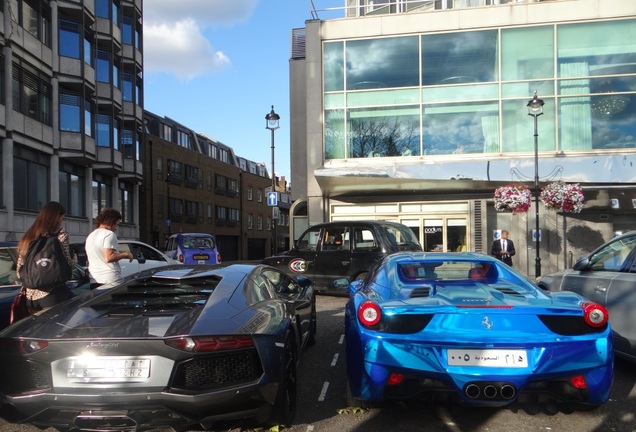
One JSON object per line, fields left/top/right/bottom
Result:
{"left": 306, "top": 425, "right": 314, "bottom": 432}
{"left": 318, "top": 381, "right": 330, "bottom": 401}
{"left": 339, "top": 334, "right": 344, "bottom": 344}
{"left": 331, "top": 353, "right": 339, "bottom": 366}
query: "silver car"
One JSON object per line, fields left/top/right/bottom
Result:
{"left": 71, "top": 240, "right": 180, "bottom": 278}
{"left": 537, "top": 231, "right": 636, "bottom": 362}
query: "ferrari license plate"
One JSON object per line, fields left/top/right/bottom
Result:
{"left": 67, "top": 358, "right": 151, "bottom": 379}
{"left": 193, "top": 254, "right": 209, "bottom": 261}
{"left": 447, "top": 349, "right": 528, "bottom": 368}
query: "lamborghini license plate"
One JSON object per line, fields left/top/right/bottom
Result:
{"left": 447, "top": 349, "right": 528, "bottom": 368}
{"left": 67, "top": 358, "right": 151, "bottom": 379}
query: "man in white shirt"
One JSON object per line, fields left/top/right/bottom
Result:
{"left": 85, "top": 208, "right": 133, "bottom": 287}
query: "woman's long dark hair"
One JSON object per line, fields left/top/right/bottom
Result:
{"left": 17, "top": 201, "right": 66, "bottom": 258}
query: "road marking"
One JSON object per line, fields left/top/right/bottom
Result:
{"left": 318, "top": 381, "right": 330, "bottom": 401}
{"left": 339, "top": 334, "right": 344, "bottom": 344}
{"left": 331, "top": 353, "right": 339, "bottom": 366}
{"left": 306, "top": 426, "right": 314, "bottom": 432}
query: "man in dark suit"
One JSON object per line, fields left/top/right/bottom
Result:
{"left": 491, "top": 230, "right": 515, "bottom": 266}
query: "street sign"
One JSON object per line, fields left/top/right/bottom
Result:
{"left": 532, "top": 229, "right": 541, "bottom": 242}
{"left": 267, "top": 191, "right": 279, "bottom": 206}
{"left": 272, "top": 206, "right": 280, "bottom": 220}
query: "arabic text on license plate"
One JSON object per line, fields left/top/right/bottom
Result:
{"left": 67, "top": 358, "right": 151, "bottom": 379}
{"left": 447, "top": 349, "right": 528, "bottom": 368}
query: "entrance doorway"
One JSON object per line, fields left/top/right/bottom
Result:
{"left": 401, "top": 217, "right": 468, "bottom": 252}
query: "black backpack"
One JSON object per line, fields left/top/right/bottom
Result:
{"left": 20, "top": 233, "right": 72, "bottom": 290}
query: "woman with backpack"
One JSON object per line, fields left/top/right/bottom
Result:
{"left": 16, "top": 201, "right": 75, "bottom": 312}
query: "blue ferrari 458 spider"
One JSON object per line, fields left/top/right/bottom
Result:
{"left": 345, "top": 252, "right": 614, "bottom": 409}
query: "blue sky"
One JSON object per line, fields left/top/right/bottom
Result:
{"left": 143, "top": 0, "right": 343, "bottom": 183}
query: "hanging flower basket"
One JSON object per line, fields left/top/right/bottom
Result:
{"left": 493, "top": 184, "right": 532, "bottom": 214}
{"left": 540, "top": 181, "right": 584, "bottom": 213}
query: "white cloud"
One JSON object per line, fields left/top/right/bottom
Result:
{"left": 143, "top": 0, "right": 258, "bottom": 79}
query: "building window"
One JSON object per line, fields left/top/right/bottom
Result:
{"left": 12, "top": 63, "right": 51, "bottom": 124}
{"left": 59, "top": 18, "right": 81, "bottom": 59}
{"left": 257, "top": 215, "right": 263, "bottom": 231}
{"left": 92, "top": 177, "right": 113, "bottom": 218}
{"left": 122, "top": 128, "right": 139, "bottom": 159}
{"left": 14, "top": 149, "right": 48, "bottom": 212}
{"left": 227, "top": 178, "right": 239, "bottom": 196}
{"left": 122, "top": 71, "right": 134, "bottom": 101}
{"left": 207, "top": 204, "right": 213, "bottom": 223}
{"left": 177, "top": 130, "right": 191, "bottom": 148}
{"left": 59, "top": 164, "right": 85, "bottom": 217}
{"left": 185, "top": 201, "right": 202, "bottom": 223}
{"left": 215, "top": 174, "right": 227, "bottom": 193}
{"left": 119, "top": 183, "right": 133, "bottom": 223}
{"left": 216, "top": 206, "right": 227, "bottom": 225}
{"left": 22, "top": 0, "right": 51, "bottom": 46}
{"left": 161, "top": 123, "right": 172, "bottom": 141}
{"left": 95, "top": 0, "right": 119, "bottom": 25}
{"left": 122, "top": 14, "right": 133, "bottom": 45}
{"left": 185, "top": 165, "right": 202, "bottom": 189}
{"left": 96, "top": 113, "right": 119, "bottom": 149}
{"left": 167, "top": 160, "right": 183, "bottom": 182}
{"left": 228, "top": 208, "right": 239, "bottom": 226}
{"left": 248, "top": 186, "right": 253, "bottom": 201}
{"left": 257, "top": 189, "right": 262, "bottom": 203}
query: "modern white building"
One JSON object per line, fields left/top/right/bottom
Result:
{"left": 290, "top": 0, "right": 636, "bottom": 277}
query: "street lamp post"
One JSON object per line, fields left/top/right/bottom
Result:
{"left": 165, "top": 171, "right": 172, "bottom": 236}
{"left": 527, "top": 91, "right": 545, "bottom": 277}
{"left": 266, "top": 105, "right": 280, "bottom": 256}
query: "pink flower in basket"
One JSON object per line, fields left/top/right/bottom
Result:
{"left": 494, "top": 184, "right": 532, "bottom": 215}
{"left": 540, "top": 182, "right": 584, "bottom": 213}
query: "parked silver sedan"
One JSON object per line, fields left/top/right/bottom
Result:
{"left": 537, "top": 231, "right": 636, "bottom": 362}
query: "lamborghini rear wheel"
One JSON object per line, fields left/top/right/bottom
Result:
{"left": 272, "top": 330, "right": 298, "bottom": 425}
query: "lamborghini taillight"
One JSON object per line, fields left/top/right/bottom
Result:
{"left": 165, "top": 335, "right": 254, "bottom": 352}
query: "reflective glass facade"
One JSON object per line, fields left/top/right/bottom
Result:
{"left": 323, "top": 19, "right": 636, "bottom": 159}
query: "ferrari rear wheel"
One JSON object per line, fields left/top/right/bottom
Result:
{"left": 272, "top": 330, "right": 298, "bottom": 425}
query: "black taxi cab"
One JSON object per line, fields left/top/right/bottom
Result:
{"left": 262, "top": 221, "right": 422, "bottom": 295}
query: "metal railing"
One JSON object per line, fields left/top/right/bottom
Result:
{"left": 310, "top": 0, "right": 554, "bottom": 20}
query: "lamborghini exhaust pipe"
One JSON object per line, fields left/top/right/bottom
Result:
{"left": 73, "top": 411, "right": 137, "bottom": 431}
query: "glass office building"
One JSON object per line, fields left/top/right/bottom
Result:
{"left": 290, "top": 0, "right": 636, "bottom": 277}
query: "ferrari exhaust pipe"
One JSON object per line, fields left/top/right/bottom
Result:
{"left": 465, "top": 384, "right": 480, "bottom": 399}
{"left": 501, "top": 384, "right": 516, "bottom": 399}
{"left": 483, "top": 385, "right": 498, "bottom": 399}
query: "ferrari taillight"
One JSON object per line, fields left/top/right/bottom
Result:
{"left": 569, "top": 375, "right": 587, "bottom": 389}
{"left": 387, "top": 373, "right": 404, "bottom": 386}
{"left": 581, "top": 302, "right": 608, "bottom": 328}
{"left": 358, "top": 301, "right": 381, "bottom": 327}
{"left": 165, "top": 335, "right": 254, "bottom": 352}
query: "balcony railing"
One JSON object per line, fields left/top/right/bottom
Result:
{"left": 310, "top": 0, "right": 556, "bottom": 20}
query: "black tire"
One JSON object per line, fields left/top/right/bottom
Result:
{"left": 307, "top": 297, "right": 317, "bottom": 346}
{"left": 271, "top": 330, "right": 298, "bottom": 425}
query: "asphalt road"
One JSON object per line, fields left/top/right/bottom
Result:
{"left": 2, "top": 295, "right": 635, "bottom": 432}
